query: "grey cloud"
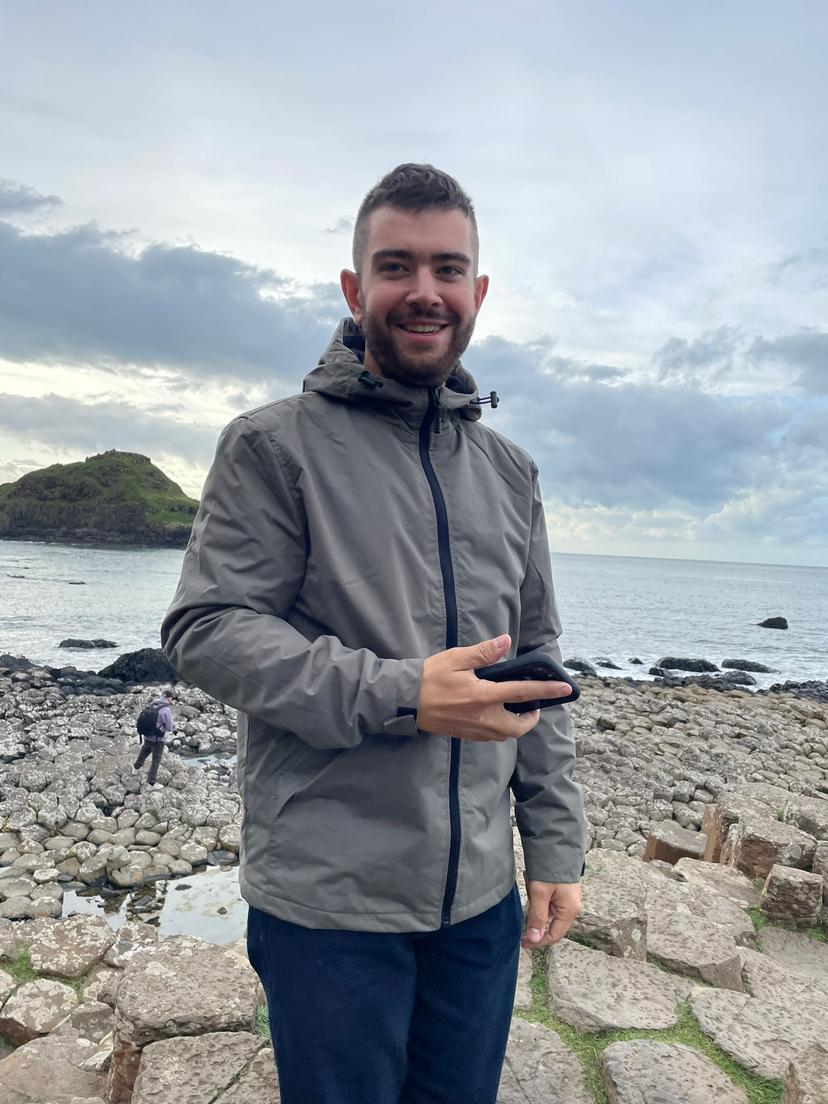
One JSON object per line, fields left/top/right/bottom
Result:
{"left": 0, "top": 220, "right": 340, "bottom": 383}
{"left": 770, "top": 246, "right": 828, "bottom": 285}
{"left": 0, "top": 393, "right": 219, "bottom": 467}
{"left": 653, "top": 326, "right": 742, "bottom": 386}
{"left": 0, "top": 179, "right": 62, "bottom": 214}
{"left": 325, "top": 217, "right": 354, "bottom": 235}
{"left": 464, "top": 335, "right": 818, "bottom": 522}
{"left": 748, "top": 331, "right": 828, "bottom": 393}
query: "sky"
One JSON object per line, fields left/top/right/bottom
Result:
{"left": 1, "top": 2, "right": 826, "bottom": 566}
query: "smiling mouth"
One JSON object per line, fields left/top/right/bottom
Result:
{"left": 396, "top": 322, "right": 449, "bottom": 334}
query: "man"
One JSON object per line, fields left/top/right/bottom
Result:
{"left": 133, "top": 688, "right": 175, "bottom": 786}
{"left": 161, "top": 164, "right": 585, "bottom": 1104}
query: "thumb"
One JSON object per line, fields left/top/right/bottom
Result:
{"left": 464, "top": 633, "right": 511, "bottom": 669}
{"left": 524, "top": 885, "right": 552, "bottom": 945}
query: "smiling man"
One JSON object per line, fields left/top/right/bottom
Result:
{"left": 162, "top": 163, "right": 585, "bottom": 1104}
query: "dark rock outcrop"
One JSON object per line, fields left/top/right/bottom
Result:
{"left": 758, "top": 616, "right": 788, "bottom": 630}
{"left": 565, "top": 658, "right": 598, "bottom": 677}
{"left": 59, "top": 639, "right": 118, "bottom": 650}
{"left": 722, "top": 659, "right": 775, "bottom": 673}
{"left": 99, "top": 648, "right": 180, "bottom": 686}
{"left": 657, "top": 657, "right": 719, "bottom": 673}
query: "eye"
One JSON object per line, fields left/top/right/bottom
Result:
{"left": 438, "top": 265, "right": 465, "bottom": 278}
{"left": 379, "top": 262, "right": 406, "bottom": 274}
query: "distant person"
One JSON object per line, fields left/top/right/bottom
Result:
{"left": 134, "top": 688, "right": 175, "bottom": 785}
{"left": 162, "top": 164, "right": 585, "bottom": 1104}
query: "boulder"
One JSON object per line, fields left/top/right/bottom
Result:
{"left": 759, "top": 927, "right": 828, "bottom": 984}
{"left": 569, "top": 872, "right": 647, "bottom": 960}
{"left": 721, "top": 815, "right": 817, "bottom": 879}
{"left": 600, "top": 1040, "right": 750, "bottom": 1103}
{"left": 131, "top": 1031, "right": 268, "bottom": 1104}
{"left": 27, "top": 915, "right": 116, "bottom": 978}
{"left": 643, "top": 822, "right": 706, "bottom": 865}
{"left": 563, "top": 658, "right": 597, "bottom": 677}
{"left": 760, "top": 865, "right": 823, "bottom": 927}
{"left": 106, "top": 937, "right": 259, "bottom": 1104}
{"left": 53, "top": 999, "right": 116, "bottom": 1044}
{"left": 58, "top": 639, "right": 118, "bottom": 649}
{"left": 98, "top": 648, "right": 179, "bottom": 685}
{"left": 784, "top": 796, "right": 828, "bottom": 842}
{"left": 103, "top": 920, "right": 158, "bottom": 968}
{"left": 547, "top": 939, "right": 684, "bottom": 1032}
{"left": 646, "top": 909, "right": 743, "bottom": 990}
{"left": 783, "top": 1041, "right": 828, "bottom": 1104}
{"left": 0, "top": 978, "right": 78, "bottom": 1045}
{"left": 656, "top": 657, "right": 719, "bottom": 673}
{"left": 758, "top": 616, "right": 788, "bottom": 629}
{"left": 499, "top": 1018, "right": 593, "bottom": 1103}
{"left": 722, "top": 658, "right": 775, "bottom": 673}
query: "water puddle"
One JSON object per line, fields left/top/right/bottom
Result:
{"left": 63, "top": 864, "right": 248, "bottom": 944}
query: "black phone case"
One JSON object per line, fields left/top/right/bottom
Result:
{"left": 475, "top": 648, "right": 580, "bottom": 713}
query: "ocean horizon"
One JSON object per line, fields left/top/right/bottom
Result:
{"left": 1, "top": 539, "right": 825, "bottom": 688}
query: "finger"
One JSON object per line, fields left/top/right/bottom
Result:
{"left": 523, "top": 896, "right": 552, "bottom": 946}
{"left": 482, "top": 679, "right": 572, "bottom": 705}
{"left": 547, "top": 914, "right": 575, "bottom": 944}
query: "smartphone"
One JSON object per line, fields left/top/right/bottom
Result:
{"left": 475, "top": 647, "right": 580, "bottom": 713}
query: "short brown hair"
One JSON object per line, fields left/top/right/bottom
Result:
{"left": 352, "top": 163, "right": 478, "bottom": 271}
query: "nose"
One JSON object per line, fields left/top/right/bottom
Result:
{"left": 405, "top": 267, "right": 442, "bottom": 312}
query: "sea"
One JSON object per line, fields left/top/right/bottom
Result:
{"left": 0, "top": 539, "right": 826, "bottom": 690}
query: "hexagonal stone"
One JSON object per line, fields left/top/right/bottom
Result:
{"left": 215, "top": 1043, "right": 281, "bottom": 1104}
{"left": 106, "top": 937, "right": 259, "bottom": 1103}
{"left": 601, "top": 1040, "right": 749, "bottom": 1103}
{"left": 110, "top": 864, "right": 148, "bottom": 888}
{"left": 691, "top": 986, "right": 828, "bottom": 1079}
{"left": 784, "top": 796, "right": 828, "bottom": 842}
{"left": 548, "top": 939, "right": 684, "bottom": 1032}
{"left": 27, "top": 915, "right": 116, "bottom": 978}
{"left": 53, "top": 998, "right": 115, "bottom": 1043}
{"left": 722, "top": 816, "right": 816, "bottom": 880}
{"left": 644, "top": 822, "right": 706, "bottom": 865}
{"left": 498, "top": 1018, "right": 592, "bottom": 1103}
{"left": 104, "top": 920, "right": 158, "bottom": 968}
{"left": 179, "top": 842, "right": 208, "bottom": 866}
{"left": 131, "top": 1031, "right": 265, "bottom": 1104}
{"left": 0, "top": 965, "right": 14, "bottom": 1004}
{"left": 0, "top": 1032, "right": 105, "bottom": 1103}
{"left": 570, "top": 873, "right": 647, "bottom": 960}
{"left": 646, "top": 910, "right": 743, "bottom": 990}
{"left": 761, "top": 865, "right": 823, "bottom": 927}
{"left": 783, "top": 1041, "right": 828, "bottom": 1104}
{"left": 0, "top": 978, "right": 78, "bottom": 1045}
{"left": 759, "top": 926, "right": 828, "bottom": 984}
{"left": 218, "top": 824, "right": 240, "bottom": 853}
{"left": 513, "top": 948, "right": 532, "bottom": 1011}
{"left": 673, "top": 857, "right": 760, "bottom": 910}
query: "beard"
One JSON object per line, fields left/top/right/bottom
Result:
{"left": 361, "top": 311, "right": 477, "bottom": 388}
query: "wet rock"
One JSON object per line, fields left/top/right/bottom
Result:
{"left": 498, "top": 1018, "right": 592, "bottom": 1103}
{"left": 0, "top": 977, "right": 78, "bottom": 1045}
{"left": 564, "top": 658, "right": 597, "bottom": 677}
{"left": 722, "top": 658, "right": 775, "bottom": 673}
{"left": 600, "top": 1040, "right": 749, "bottom": 1103}
{"left": 98, "top": 648, "right": 179, "bottom": 685}
{"left": 656, "top": 657, "right": 719, "bottom": 673}
{"left": 758, "top": 616, "right": 788, "bottom": 629}
{"left": 547, "top": 939, "right": 684, "bottom": 1032}
{"left": 59, "top": 639, "right": 118, "bottom": 650}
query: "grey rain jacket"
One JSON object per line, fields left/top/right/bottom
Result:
{"left": 161, "top": 318, "right": 586, "bottom": 932}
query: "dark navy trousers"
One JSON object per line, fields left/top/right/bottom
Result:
{"left": 246, "top": 886, "right": 522, "bottom": 1104}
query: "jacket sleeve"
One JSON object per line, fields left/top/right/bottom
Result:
{"left": 510, "top": 464, "right": 587, "bottom": 883}
{"left": 161, "top": 414, "right": 424, "bottom": 750}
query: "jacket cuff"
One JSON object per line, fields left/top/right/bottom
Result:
{"left": 382, "top": 707, "right": 419, "bottom": 737}
{"left": 521, "top": 837, "right": 587, "bottom": 884}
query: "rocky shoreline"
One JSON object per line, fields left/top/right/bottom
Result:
{"left": 0, "top": 652, "right": 826, "bottom": 1101}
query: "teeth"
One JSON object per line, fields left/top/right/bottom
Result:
{"left": 403, "top": 325, "right": 443, "bottom": 333}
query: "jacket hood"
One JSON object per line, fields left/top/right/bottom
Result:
{"left": 302, "top": 317, "right": 487, "bottom": 424}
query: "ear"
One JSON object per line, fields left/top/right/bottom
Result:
{"left": 340, "top": 269, "right": 363, "bottom": 325}
{"left": 473, "top": 273, "right": 489, "bottom": 314}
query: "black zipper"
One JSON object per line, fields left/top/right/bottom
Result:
{"left": 418, "top": 388, "right": 462, "bottom": 927}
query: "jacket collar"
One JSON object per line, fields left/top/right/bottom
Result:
{"left": 302, "top": 318, "right": 485, "bottom": 428}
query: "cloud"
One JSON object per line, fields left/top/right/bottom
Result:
{"left": 653, "top": 326, "right": 742, "bottom": 387}
{"left": 465, "top": 334, "right": 827, "bottom": 548}
{"left": 325, "top": 217, "right": 354, "bottom": 235}
{"left": 0, "top": 393, "right": 219, "bottom": 467}
{"left": 0, "top": 179, "right": 62, "bottom": 215}
{"left": 748, "top": 331, "right": 828, "bottom": 393}
{"left": 0, "top": 219, "right": 341, "bottom": 383}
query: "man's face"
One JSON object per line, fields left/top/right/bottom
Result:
{"left": 341, "top": 206, "right": 488, "bottom": 388}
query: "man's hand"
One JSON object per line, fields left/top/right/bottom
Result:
{"left": 521, "top": 880, "right": 582, "bottom": 948}
{"left": 416, "top": 633, "right": 572, "bottom": 743}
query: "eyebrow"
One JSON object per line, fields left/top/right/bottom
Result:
{"left": 371, "top": 249, "right": 472, "bottom": 266}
